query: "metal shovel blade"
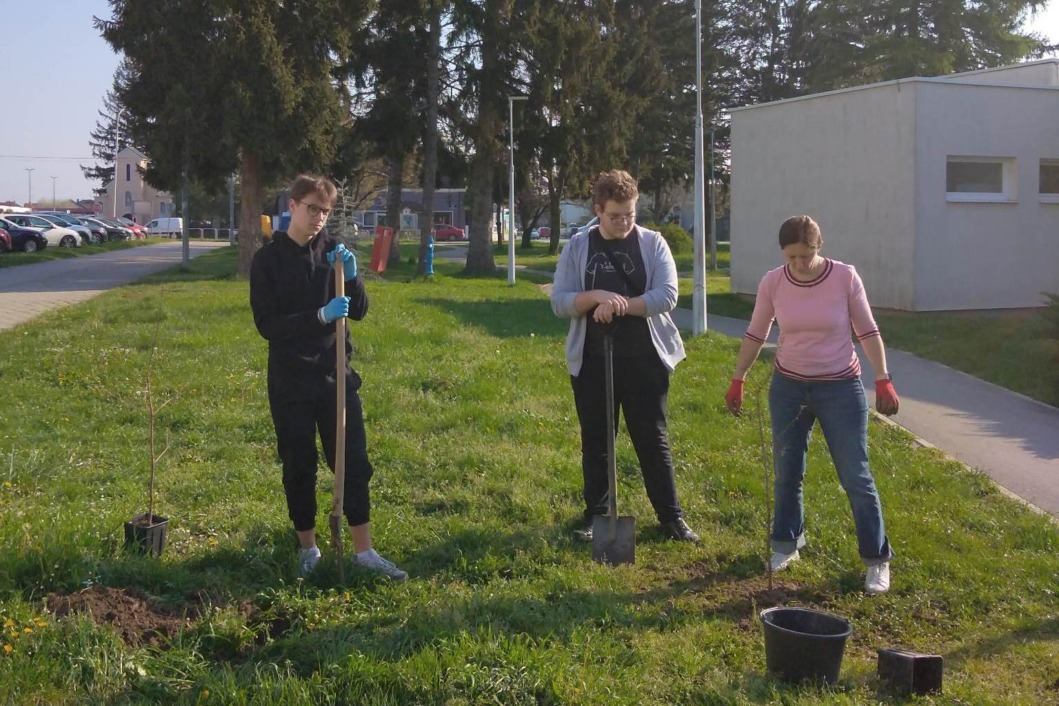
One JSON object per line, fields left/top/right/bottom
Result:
{"left": 592, "top": 514, "right": 636, "bottom": 565}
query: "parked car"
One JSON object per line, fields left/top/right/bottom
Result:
{"left": 530, "top": 226, "right": 551, "bottom": 240}
{"left": 1, "top": 214, "right": 81, "bottom": 247}
{"left": 36, "top": 212, "right": 99, "bottom": 245}
{"left": 0, "top": 217, "right": 48, "bottom": 252}
{"left": 0, "top": 228, "right": 11, "bottom": 253}
{"left": 431, "top": 223, "right": 465, "bottom": 242}
{"left": 117, "top": 217, "right": 149, "bottom": 239}
{"left": 83, "top": 216, "right": 132, "bottom": 241}
{"left": 145, "top": 217, "right": 184, "bottom": 237}
{"left": 568, "top": 216, "right": 599, "bottom": 237}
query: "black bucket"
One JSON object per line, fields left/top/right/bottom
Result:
{"left": 761, "top": 606, "right": 852, "bottom": 684}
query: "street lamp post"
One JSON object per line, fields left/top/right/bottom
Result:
{"left": 691, "top": 0, "right": 708, "bottom": 334}
{"left": 112, "top": 107, "right": 125, "bottom": 218}
{"left": 507, "top": 95, "right": 528, "bottom": 286}
{"left": 709, "top": 128, "right": 717, "bottom": 270}
{"left": 25, "top": 168, "right": 34, "bottom": 208}
{"left": 51, "top": 176, "right": 58, "bottom": 211}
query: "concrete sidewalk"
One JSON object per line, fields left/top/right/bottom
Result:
{"left": 670, "top": 308, "right": 1059, "bottom": 518}
{"left": 0, "top": 240, "right": 229, "bottom": 332}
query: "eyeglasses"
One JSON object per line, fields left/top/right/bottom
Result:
{"left": 297, "top": 201, "right": 331, "bottom": 219}
{"left": 604, "top": 211, "right": 636, "bottom": 224}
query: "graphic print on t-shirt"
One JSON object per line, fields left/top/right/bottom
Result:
{"left": 586, "top": 250, "right": 636, "bottom": 295}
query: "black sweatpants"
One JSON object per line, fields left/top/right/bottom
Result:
{"left": 570, "top": 351, "right": 684, "bottom": 523}
{"left": 268, "top": 368, "right": 373, "bottom": 531}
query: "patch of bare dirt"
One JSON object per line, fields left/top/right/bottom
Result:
{"left": 45, "top": 586, "right": 205, "bottom": 648}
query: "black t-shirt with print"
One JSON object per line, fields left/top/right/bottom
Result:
{"left": 583, "top": 227, "right": 653, "bottom": 358}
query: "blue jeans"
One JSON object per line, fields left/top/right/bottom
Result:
{"left": 768, "top": 371, "right": 892, "bottom": 565}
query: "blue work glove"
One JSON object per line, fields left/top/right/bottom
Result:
{"left": 319, "top": 296, "right": 350, "bottom": 324}
{"left": 326, "top": 243, "right": 357, "bottom": 280}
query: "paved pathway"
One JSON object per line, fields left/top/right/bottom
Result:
{"left": 0, "top": 240, "right": 228, "bottom": 331}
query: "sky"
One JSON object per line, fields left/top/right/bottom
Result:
{"left": 1, "top": 1, "right": 1058, "bottom": 206}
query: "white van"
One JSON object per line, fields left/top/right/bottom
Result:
{"left": 145, "top": 217, "right": 184, "bottom": 238}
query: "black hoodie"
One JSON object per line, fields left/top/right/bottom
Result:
{"left": 250, "top": 231, "right": 368, "bottom": 377}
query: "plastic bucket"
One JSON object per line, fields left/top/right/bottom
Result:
{"left": 760, "top": 606, "right": 852, "bottom": 684}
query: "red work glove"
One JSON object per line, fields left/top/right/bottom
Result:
{"left": 725, "top": 379, "right": 745, "bottom": 416}
{"left": 875, "top": 378, "right": 899, "bottom": 416}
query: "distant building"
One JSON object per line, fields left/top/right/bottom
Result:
{"left": 101, "top": 146, "right": 175, "bottom": 224}
{"left": 730, "top": 58, "right": 1059, "bottom": 311}
{"left": 356, "top": 188, "right": 468, "bottom": 232}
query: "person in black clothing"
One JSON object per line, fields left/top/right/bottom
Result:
{"left": 250, "top": 174, "right": 406, "bottom": 581}
{"left": 550, "top": 170, "right": 700, "bottom": 543}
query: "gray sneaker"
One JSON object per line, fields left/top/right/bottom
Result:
{"left": 353, "top": 549, "right": 408, "bottom": 582}
{"left": 298, "top": 546, "right": 322, "bottom": 577}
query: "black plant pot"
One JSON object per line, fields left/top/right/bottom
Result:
{"left": 124, "top": 513, "right": 169, "bottom": 556}
{"left": 761, "top": 606, "right": 852, "bottom": 684}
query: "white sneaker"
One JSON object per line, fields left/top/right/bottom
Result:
{"left": 298, "top": 546, "right": 322, "bottom": 577}
{"left": 769, "top": 549, "right": 800, "bottom": 572}
{"left": 353, "top": 549, "right": 408, "bottom": 582}
{"left": 865, "top": 562, "right": 891, "bottom": 594}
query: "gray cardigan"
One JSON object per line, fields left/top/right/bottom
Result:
{"left": 551, "top": 225, "right": 686, "bottom": 376}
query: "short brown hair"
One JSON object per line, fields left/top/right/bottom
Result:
{"left": 289, "top": 174, "right": 337, "bottom": 205}
{"left": 778, "top": 215, "right": 822, "bottom": 248}
{"left": 591, "top": 170, "right": 639, "bottom": 207}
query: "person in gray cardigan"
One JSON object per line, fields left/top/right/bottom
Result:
{"left": 551, "top": 169, "right": 699, "bottom": 543}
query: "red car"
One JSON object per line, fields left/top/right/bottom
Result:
{"left": 432, "top": 224, "right": 465, "bottom": 242}
{"left": 0, "top": 228, "right": 10, "bottom": 253}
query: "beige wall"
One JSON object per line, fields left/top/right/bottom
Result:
{"left": 913, "top": 81, "right": 1059, "bottom": 309}
{"left": 731, "top": 82, "right": 918, "bottom": 309}
{"left": 101, "top": 148, "right": 173, "bottom": 223}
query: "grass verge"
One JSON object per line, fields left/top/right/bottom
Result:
{"left": 0, "top": 246, "right": 1054, "bottom": 703}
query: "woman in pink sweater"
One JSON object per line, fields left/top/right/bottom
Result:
{"left": 724, "top": 215, "right": 900, "bottom": 594}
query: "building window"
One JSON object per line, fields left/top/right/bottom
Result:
{"left": 125, "top": 164, "right": 131, "bottom": 182}
{"left": 946, "top": 157, "right": 1015, "bottom": 203}
{"left": 433, "top": 211, "right": 453, "bottom": 226}
{"left": 1040, "top": 159, "right": 1059, "bottom": 203}
{"left": 124, "top": 191, "right": 133, "bottom": 208}
{"left": 361, "top": 212, "right": 376, "bottom": 227}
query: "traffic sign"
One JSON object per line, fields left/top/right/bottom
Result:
{"left": 93, "top": 201, "right": 104, "bottom": 213}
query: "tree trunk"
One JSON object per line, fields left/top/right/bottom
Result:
{"left": 236, "top": 152, "right": 263, "bottom": 278}
{"left": 386, "top": 153, "right": 403, "bottom": 263}
{"left": 464, "top": 152, "right": 498, "bottom": 275}
{"left": 417, "top": 1, "right": 442, "bottom": 276}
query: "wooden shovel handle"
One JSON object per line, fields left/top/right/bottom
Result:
{"left": 331, "top": 257, "right": 347, "bottom": 579}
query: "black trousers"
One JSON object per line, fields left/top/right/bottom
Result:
{"left": 571, "top": 351, "right": 684, "bottom": 523}
{"left": 268, "top": 368, "right": 373, "bottom": 531}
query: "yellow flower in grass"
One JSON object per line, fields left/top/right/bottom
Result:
{"left": 3, "top": 644, "right": 12, "bottom": 654}
{"left": 22, "top": 627, "right": 32, "bottom": 635}
{"left": 2, "top": 620, "right": 13, "bottom": 630}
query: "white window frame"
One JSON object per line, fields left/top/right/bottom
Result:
{"left": 945, "top": 156, "right": 1016, "bottom": 203}
{"left": 1039, "top": 159, "right": 1059, "bottom": 204}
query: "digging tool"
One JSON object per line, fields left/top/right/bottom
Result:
{"left": 592, "top": 332, "right": 636, "bottom": 565}
{"left": 329, "top": 258, "right": 347, "bottom": 583}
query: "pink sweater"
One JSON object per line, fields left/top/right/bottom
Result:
{"left": 745, "top": 259, "right": 880, "bottom": 381}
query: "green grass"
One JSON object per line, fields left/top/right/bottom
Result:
{"left": 1, "top": 246, "right": 1055, "bottom": 704}
{"left": 0, "top": 237, "right": 167, "bottom": 268}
